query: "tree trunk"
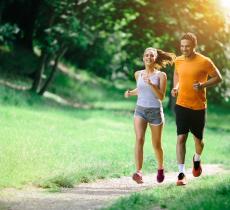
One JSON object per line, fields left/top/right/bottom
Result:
{"left": 22, "top": 0, "right": 43, "bottom": 50}
{"left": 2, "top": 0, "right": 42, "bottom": 51}
{"left": 0, "top": 1, "right": 5, "bottom": 24}
{"left": 31, "top": 53, "right": 48, "bottom": 92}
{"left": 38, "top": 47, "right": 68, "bottom": 95}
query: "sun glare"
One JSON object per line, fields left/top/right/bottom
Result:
{"left": 220, "top": 0, "right": 230, "bottom": 9}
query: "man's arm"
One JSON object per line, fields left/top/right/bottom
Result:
{"left": 202, "top": 69, "right": 222, "bottom": 88}
{"left": 194, "top": 69, "right": 222, "bottom": 90}
{"left": 171, "top": 70, "right": 179, "bottom": 97}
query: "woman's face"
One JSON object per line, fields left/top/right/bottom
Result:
{"left": 143, "top": 49, "right": 157, "bottom": 65}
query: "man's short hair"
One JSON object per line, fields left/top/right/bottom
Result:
{"left": 181, "top": 32, "right": 197, "bottom": 47}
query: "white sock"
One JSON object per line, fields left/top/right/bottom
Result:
{"left": 194, "top": 153, "right": 201, "bottom": 161}
{"left": 178, "top": 164, "right": 185, "bottom": 174}
{"left": 137, "top": 170, "right": 142, "bottom": 174}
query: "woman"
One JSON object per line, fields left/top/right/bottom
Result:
{"left": 124, "top": 47, "right": 175, "bottom": 183}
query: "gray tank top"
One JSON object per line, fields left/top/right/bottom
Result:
{"left": 136, "top": 70, "right": 162, "bottom": 108}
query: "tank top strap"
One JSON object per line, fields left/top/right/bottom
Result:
{"left": 137, "top": 70, "right": 145, "bottom": 80}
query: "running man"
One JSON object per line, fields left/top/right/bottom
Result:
{"left": 171, "top": 32, "right": 222, "bottom": 186}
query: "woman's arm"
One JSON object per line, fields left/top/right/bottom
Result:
{"left": 148, "top": 72, "right": 167, "bottom": 101}
{"left": 124, "top": 88, "right": 138, "bottom": 98}
{"left": 124, "top": 70, "right": 140, "bottom": 98}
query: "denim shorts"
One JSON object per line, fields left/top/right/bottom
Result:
{"left": 134, "top": 105, "right": 164, "bottom": 125}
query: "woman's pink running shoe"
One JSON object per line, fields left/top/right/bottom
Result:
{"left": 132, "top": 171, "right": 143, "bottom": 184}
{"left": 157, "top": 169, "right": 165, "bottom": 183}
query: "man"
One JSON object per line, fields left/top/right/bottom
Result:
{"left": 171, "top": 32, "right": 222, "bottom": 186}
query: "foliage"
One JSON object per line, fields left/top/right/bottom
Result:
{"left": 35, "top": 0, "right": 87, "bottom": 56}
{"left": 0, "top": 23, "right": 19, "bottom": 48}
{"left": 0, "top": 0, "right": 229, "bottom": 101}
{"left": 0, "top": 45, "right": 39, "bottom": 75}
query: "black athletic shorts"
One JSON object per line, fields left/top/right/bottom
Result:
{"left": 175, "top": 105, "right": 206, "bottom": 140}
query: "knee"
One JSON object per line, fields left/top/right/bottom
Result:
{"left": 152, "top": 142, "right": 162, "bottom": 151}
{"left": 197, "top": 140, "right": 204, "bottom": 147}
{"left": 177, "top": 136, "right": 186, "bottom": 145}
{"left": 136, "top": 137, "right": 145, "bottom": 146}
{"left": 201, "top": 140, "right": 204, "bottom": 146}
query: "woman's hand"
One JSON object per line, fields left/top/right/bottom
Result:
{"left": 142, "top": 73, "right": 151, "bottom": 85}
{"left": 124, "top": 90, "right": 130, "bottom": 98}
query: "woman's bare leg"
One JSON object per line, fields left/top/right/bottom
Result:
{"left": 149, "top": 123, "right": 164, "bottom": 169}
{"left": 134, "top": 116, "right": 147, "bottom": 171}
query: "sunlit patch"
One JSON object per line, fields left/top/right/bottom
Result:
{"left": 220, "top": 0, "right": 230, "bottom": 9}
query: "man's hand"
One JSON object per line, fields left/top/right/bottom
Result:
{"left": 193, "top": 81, "right": 203, "bottom": 91}
{"left": 171, "top": 87, "right": 178, "bottom": 97}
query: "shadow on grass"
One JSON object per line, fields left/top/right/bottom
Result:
{"left": 0, "top": 203, "right": 8, "bottom": 210}
{"left": 0, "top": 77, "right": 134, "bottom": 111}
{"left": 206, "top": 126, "right": 230, "bottom": 133}
{"left": 0, "top": 83, "right": 135, "bottom": 119}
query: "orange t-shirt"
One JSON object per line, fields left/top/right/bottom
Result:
{"left": 175, "top": 53, "right": 218, "bottom": 110}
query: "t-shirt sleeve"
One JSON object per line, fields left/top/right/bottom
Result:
{"left": 206, "top": 58, "right": 218, "bottom": 76}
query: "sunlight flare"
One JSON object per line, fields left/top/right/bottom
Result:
{"left": 220, "top": 0, "right": 230, "bottom": 9}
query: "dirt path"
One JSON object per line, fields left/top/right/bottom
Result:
{"left": 0, "top": 164, "right": 228, "bottom": 210}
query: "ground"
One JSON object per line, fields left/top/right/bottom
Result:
{"left": 0, "top": 164, "right": 228, "bottom": 210}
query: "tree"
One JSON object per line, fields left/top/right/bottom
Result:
{"left": 114, "top": 0, "right": 229, "bottom": 105}
{"left": 1, "top": 0, "right": 43, "bottom": 50}
{"left": 32, "top": 0, "right": 87, "bottom": 94}
{"left": 0, "top": 0, "right": 229, "bottom": 103}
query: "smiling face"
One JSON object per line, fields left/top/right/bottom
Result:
{"left": 143, "top": 49, "right": 158, "bottom": 66}
{"left": 180, "top": 39, "right": 196, "bottom": 58}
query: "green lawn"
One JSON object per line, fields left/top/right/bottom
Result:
{"left": 0, "top": 68, "right": 229, "bottom": 210}
{"left": 104, "top": 174, "right": 230, "bottom": 210}
{"left": 0, "top": 85, "right": 229, "bottom": 190}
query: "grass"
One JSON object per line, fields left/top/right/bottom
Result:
{"left": 0, "top": 90, "right": 229, "bottom": 191}
{"left": 0, "top": 64, "right": 229, "bottom": 192}
{"left": 206, "top": 104, "right": 230, "bottom": 132}
{"left": 104, "top": 174, "right": 230, "bottom": 210}
{"left": 49, "top": 64, "right": 131, "bottom": 104}
{"left": 0, "top": 99, "right": 136, "bottom": 189}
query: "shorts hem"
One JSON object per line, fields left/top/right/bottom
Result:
{"left": 149, "top": 121, "right": 164, "bottom": 126}
{"left": 191, "top": 132, "right": 203, "bottom": 140}
{"left": 134, "top": 115, "right": 147, "bottom": 122}
{"left": 177, "top": 132, "right": 189, "bottom": 136}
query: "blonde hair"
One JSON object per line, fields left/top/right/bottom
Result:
{"left": 144, "top": 47, "right": 175, "bottom": 69}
